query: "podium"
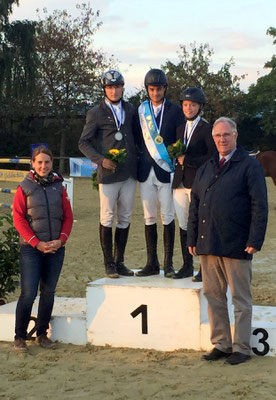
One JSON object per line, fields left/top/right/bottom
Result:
{"left": 86, "top": 271, "right": 207, "bottom": 351}
{"left": 0, "top": 272, "right": 276, "bottom": 356}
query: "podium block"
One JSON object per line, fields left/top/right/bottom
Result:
{"left": 86, "top": 271, "right": 207, "bottom": 351}
{"left": 201, "top": 304, "right": 276, "bottom": 356}
{"left": 1, "top": 276, "right": 275, "bottom": 357}
{"left": 0, "top": 297, "right": 87, "bottom": 345}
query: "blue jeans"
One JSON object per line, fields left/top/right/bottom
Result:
{"left": 15, "top": 245, "right": 65, "bottom": 339}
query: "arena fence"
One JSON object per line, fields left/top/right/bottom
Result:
{"left": 0, "top": 158, "right": 74, "bottom": 209}
{"left": 0, "top": 158, "right": 30, "bottom": 209}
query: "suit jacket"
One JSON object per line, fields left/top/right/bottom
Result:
{"left": 172, "top": 118, "right": 216, "bottom": 189}
{"left": 187, "top": 146, "right": 268, "bottom": 259}
{"left": 78, "top": 100, "right": 137, "bottom": 184}
{"left": 137, "top": 99, "right": 184, "bottom": 183}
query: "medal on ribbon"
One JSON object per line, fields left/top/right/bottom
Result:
{"left": 155, "top": 135, "right": 163, "bottom": 144}
{"left": 114, "top": 131, "right": 123, "bottom": 141}
{"left": 138, "top": 100, "right": 174, "bottom": 173}
{"left": 109, "top": 102, "right": 124, "bottom": 141}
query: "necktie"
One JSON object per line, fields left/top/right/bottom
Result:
{"left": 219, "top": 157, "right": 226, "bottom": 168}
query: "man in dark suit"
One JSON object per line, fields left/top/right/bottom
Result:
{"left": 172, "top": 88, "right": 216, "bottom": 279}
{"left": 79, "top": 70, "right": 137, "bottom": 278}
{"left": 135, "top": 69, "right": 184, "bottom": 277}
{"left": 187, "top": 117, "right": 268, "bottom": 365}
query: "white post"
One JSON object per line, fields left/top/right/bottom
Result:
{"left": 63, "top": 177, "right": 74, "bottom": 209}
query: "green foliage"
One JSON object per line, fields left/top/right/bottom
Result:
{"left": 104, "top": 148, "right": 127, "bottom": 163}
{"left": 0, "top": 20, "right": 37, "bottom": 102}
{"left": 162, "top": 42, "right": 245, "bottom": 123}
{"left": 127, "top": 42, "right": 245, "bottom": 124}
{"left": 167, "top": 140, "right": 186, "bottom": 159}
{"left": 0, "top": 0, "right": 19, "bottom": 26}
{"left": 0, "top": 1, "right": 38, "bottom": 157}
{"left": 0, "top": 213, "right": 19, "bottom": 303}
{"left": 35, "top": 3, "right": 113, "bottom": 172}
{"left": 91, "top": 171, "right": 99, "bottom": 191}
{"left": 127, "top": 89, "right": 147, "bottom": 108}
{"left": 245, "top": 27, "right": 276, "bottom": 141}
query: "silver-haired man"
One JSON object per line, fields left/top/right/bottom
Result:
{"left": 187, "top": 117, "right": 268, "bottom": 365}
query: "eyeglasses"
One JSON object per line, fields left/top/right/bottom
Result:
{"left": 213, "top": 133, "right": 235, "bottom": 140}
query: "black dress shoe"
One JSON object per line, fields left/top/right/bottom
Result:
{"left": 192, "top": 269, "right": 202, "bottom": 282}
{"left": 202, "top": 348, "right": 231, "bottom": 361}
{"left": 225, "top": 352, "right": 251, "bottom": 365}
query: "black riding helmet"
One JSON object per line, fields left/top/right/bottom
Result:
{"left": 180, "top": 87, "right": 206, "bottom": 104}
{"left": 101, "top": 70, "right": 125, "bottom": 87}
{"left": 144, "top": 69, "right": 168, "bottom": 87}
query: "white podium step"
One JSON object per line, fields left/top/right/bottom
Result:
{"left": 0, "top": 273, "right": 275, "bottom": 357}
{"left": 0, "top": 297, "right": 86, "bottom": 345}
{"left": 86, "top": 271, "right": 207, "bottom": 351}
{"left": 86, "top": 271, "right": 276, "bottom": 356}
{"left": 201, "top": 305, "right": 276, "bottom": 357}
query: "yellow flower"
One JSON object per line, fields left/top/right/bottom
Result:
{"left": 173, "top": 143, "right": 177, "bottom": 147}
{"left": 109, "top": 149, "right": 119, "bottom": 155}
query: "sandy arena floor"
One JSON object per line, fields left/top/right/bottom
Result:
{"left": 0, "top": 177, "right": 275, "bottom": 399}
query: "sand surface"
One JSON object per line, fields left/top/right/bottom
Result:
{"left": 0, "top": 177, "right": 275, "bottom": 399}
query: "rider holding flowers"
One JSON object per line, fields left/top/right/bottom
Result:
{"left": 79, "top": 70, "right": 137, "bottom": 278}
{"left": 172, "top": 88, "right": 216, "bottom": 280}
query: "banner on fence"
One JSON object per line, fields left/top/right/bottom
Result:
{"left": 0, "top": 169, "right": 29, "bottom": 182}
{"left": 69, "top": 158, "right": 97, "bottom": 178}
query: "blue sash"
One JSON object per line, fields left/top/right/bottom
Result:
{"left": 138, "top": 100, "right": 174, "bottom": 173}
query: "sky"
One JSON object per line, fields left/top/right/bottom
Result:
{"left": 10, "top": 0, "right": 276, "bottom": 95}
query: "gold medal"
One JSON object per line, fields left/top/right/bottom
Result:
{"left": 155, "top": 135, "right": 163, "bottom": 144}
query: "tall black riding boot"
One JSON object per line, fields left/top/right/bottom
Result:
{"left": 114, "top": 226, "right": 134, "bottom": 276}
{"left": 163, "top": 220, "right": 175, "bottom": 278}
{"left": 173, "top": 228, "right": 193, "bottom": 279}
{"left": 136, "top": 224, "right": 160, "bottom": 276}
{"left": 99, "top": 224, "right": 119, "bottom": 278}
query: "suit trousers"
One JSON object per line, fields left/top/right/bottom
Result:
{"left": 140, "top": 167, "right": 174, "bottom": 225}
{"left": 200, "top": 255, "right": 252, "bottom": 355}
{"left": 99, "top": 178, "right": 136, "bottom": 228}
{"left": 173, "top": 185, "right": 191, "bottom": 230}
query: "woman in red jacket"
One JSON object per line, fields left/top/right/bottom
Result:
{"left": 13, "top": 146, "right": 73, "bottom": 352}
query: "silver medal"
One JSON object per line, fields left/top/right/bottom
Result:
{"left": 115, "top": 131, "right": 123, "bottom": 141}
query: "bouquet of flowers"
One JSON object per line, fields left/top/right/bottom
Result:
{"left": 104, "top": 148, "right": 127, "bottom": 163}
{"left": 167, "top": 140, "right": 186, "bottom": 159}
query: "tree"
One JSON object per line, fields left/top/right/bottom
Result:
{"left": 245, "top": 27, "right": 276, "bottom": 147}
{"left": 0, "top": 0, "right": 38, "bottom": 156}
{"left": 35, "top": 3, "right": 111, "bottom": 172}
{"left": 0, "top": 214, "right": 19, "bottom": 304}
{"left": 162, "top": 42, "right": 245, "bottom": 123}
{"left": 0, "top": 0, "right": 18, "bottom": 27}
